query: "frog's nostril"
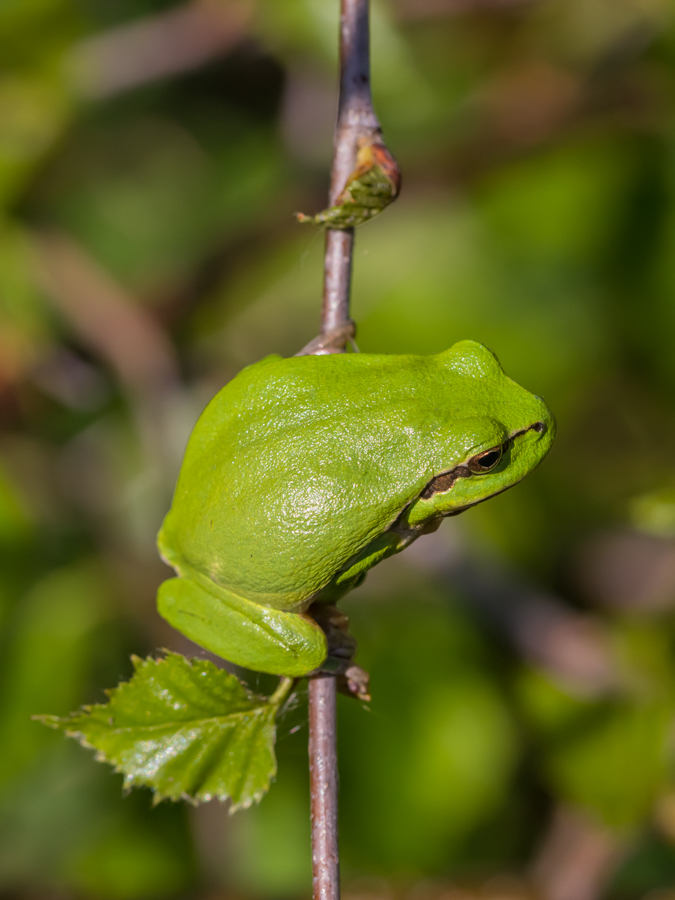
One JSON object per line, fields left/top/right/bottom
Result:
{"left": 531, "top": 422, "right": 545, "bottom": 433}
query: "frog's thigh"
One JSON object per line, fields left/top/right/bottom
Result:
{"left": 158, "top": 577, "right": 327, "bottom": 677}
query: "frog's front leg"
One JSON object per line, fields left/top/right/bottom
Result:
{"left": 158, "top": 575, "right": 328, "bottom": 677}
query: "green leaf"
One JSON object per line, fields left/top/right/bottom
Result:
{"left": 37, "top": 653, "right": 291, "bottom": 811}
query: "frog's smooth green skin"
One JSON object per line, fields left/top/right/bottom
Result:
{"left": 158, "top": 341, "right": 555, "bottom": 677}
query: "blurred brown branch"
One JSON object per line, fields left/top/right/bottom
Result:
{"left": 464, "top": 576, "right": 617, "bottom": 693}
{"left": 531, "top": 806, "right": 628, "bottom": 900}
{"left": 68, "top": 0, "right": 253, "bottom": 99}
{"left": 33, "top": 231, "right": 178, "bottom": 395}
{"left": 395, "top": 0, "right": 538, "bottom": 18}
{"left": 406, "top": 534, "right": 619, "bottom": 696}
{"left": 32, "top": 232, "right": 192, "bottom": 487}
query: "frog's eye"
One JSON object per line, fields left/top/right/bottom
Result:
{"left": 468, "top": 446, "right": 503, "bottom": 474}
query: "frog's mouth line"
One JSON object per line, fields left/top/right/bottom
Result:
{"left": 419, "top": 420, "right": 547, "bottom": 503}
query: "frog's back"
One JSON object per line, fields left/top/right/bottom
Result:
{"left": 159, "top": 345, "right": 536, "bottom": 609}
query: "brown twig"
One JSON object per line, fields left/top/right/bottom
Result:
{"left": 307, "top": 2, "right": 381, "bottom": 898}
{"left": 308, "top": 674, "right": 340, "bottom": 900}
{"left": 301, "top": 0, "right": 380, "bottom": 358}
{"left": 321, "top": 0, "right": 378, "bottom": 345}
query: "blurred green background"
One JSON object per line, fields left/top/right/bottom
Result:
{"left": 3, "top": 1, "right": 675, "bottom": 898}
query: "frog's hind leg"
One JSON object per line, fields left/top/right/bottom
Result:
{"left": 158, "top": 576, "right": 327, "bottom": 677}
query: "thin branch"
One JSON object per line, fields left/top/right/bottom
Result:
{"left": 307, "top": 2, "right": 381, "bottom": 898}
{"left": 308, "top": 674, "right": 340, "bottom": 900}
{"left": 316, "top": 0, "right": 380, "bottom": 355}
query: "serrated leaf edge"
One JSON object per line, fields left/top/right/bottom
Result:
{"left": 34, "top": 652, "right": 287, "bottom": 810}
{"left": 43, "top": 705, "right": 276, "bottom": 811}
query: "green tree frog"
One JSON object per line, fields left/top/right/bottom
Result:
{"left": 157, "top": 341, "right": 555, "bottom": 677}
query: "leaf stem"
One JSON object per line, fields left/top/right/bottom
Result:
{"left": 270, "top": 675, "right": 294, "bottom": 708}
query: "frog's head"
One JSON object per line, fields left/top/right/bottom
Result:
{"left": 405, "top": 340, "right": 555, "bottom": 528}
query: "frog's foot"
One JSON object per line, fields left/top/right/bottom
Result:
{"left": 338, "top": 665, "right": 371, "bottom": 702}
{"left": 295, "top": 319, "right": 358, "bottom": 357}
{"left": 309, "top": 604, "right": 371, "bottom": 702}
{"left": 158, "top": 576, "right": 327, "bottom": 677}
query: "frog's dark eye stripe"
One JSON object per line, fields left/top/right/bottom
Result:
{"left": 420, "top": 465, "right": 470, "bottom": 499}
{"left": 467, "top": 446, "right": 503, "bottom": 474}
{"left": 420, "top": 422, "right": 545, "bottom": 499}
